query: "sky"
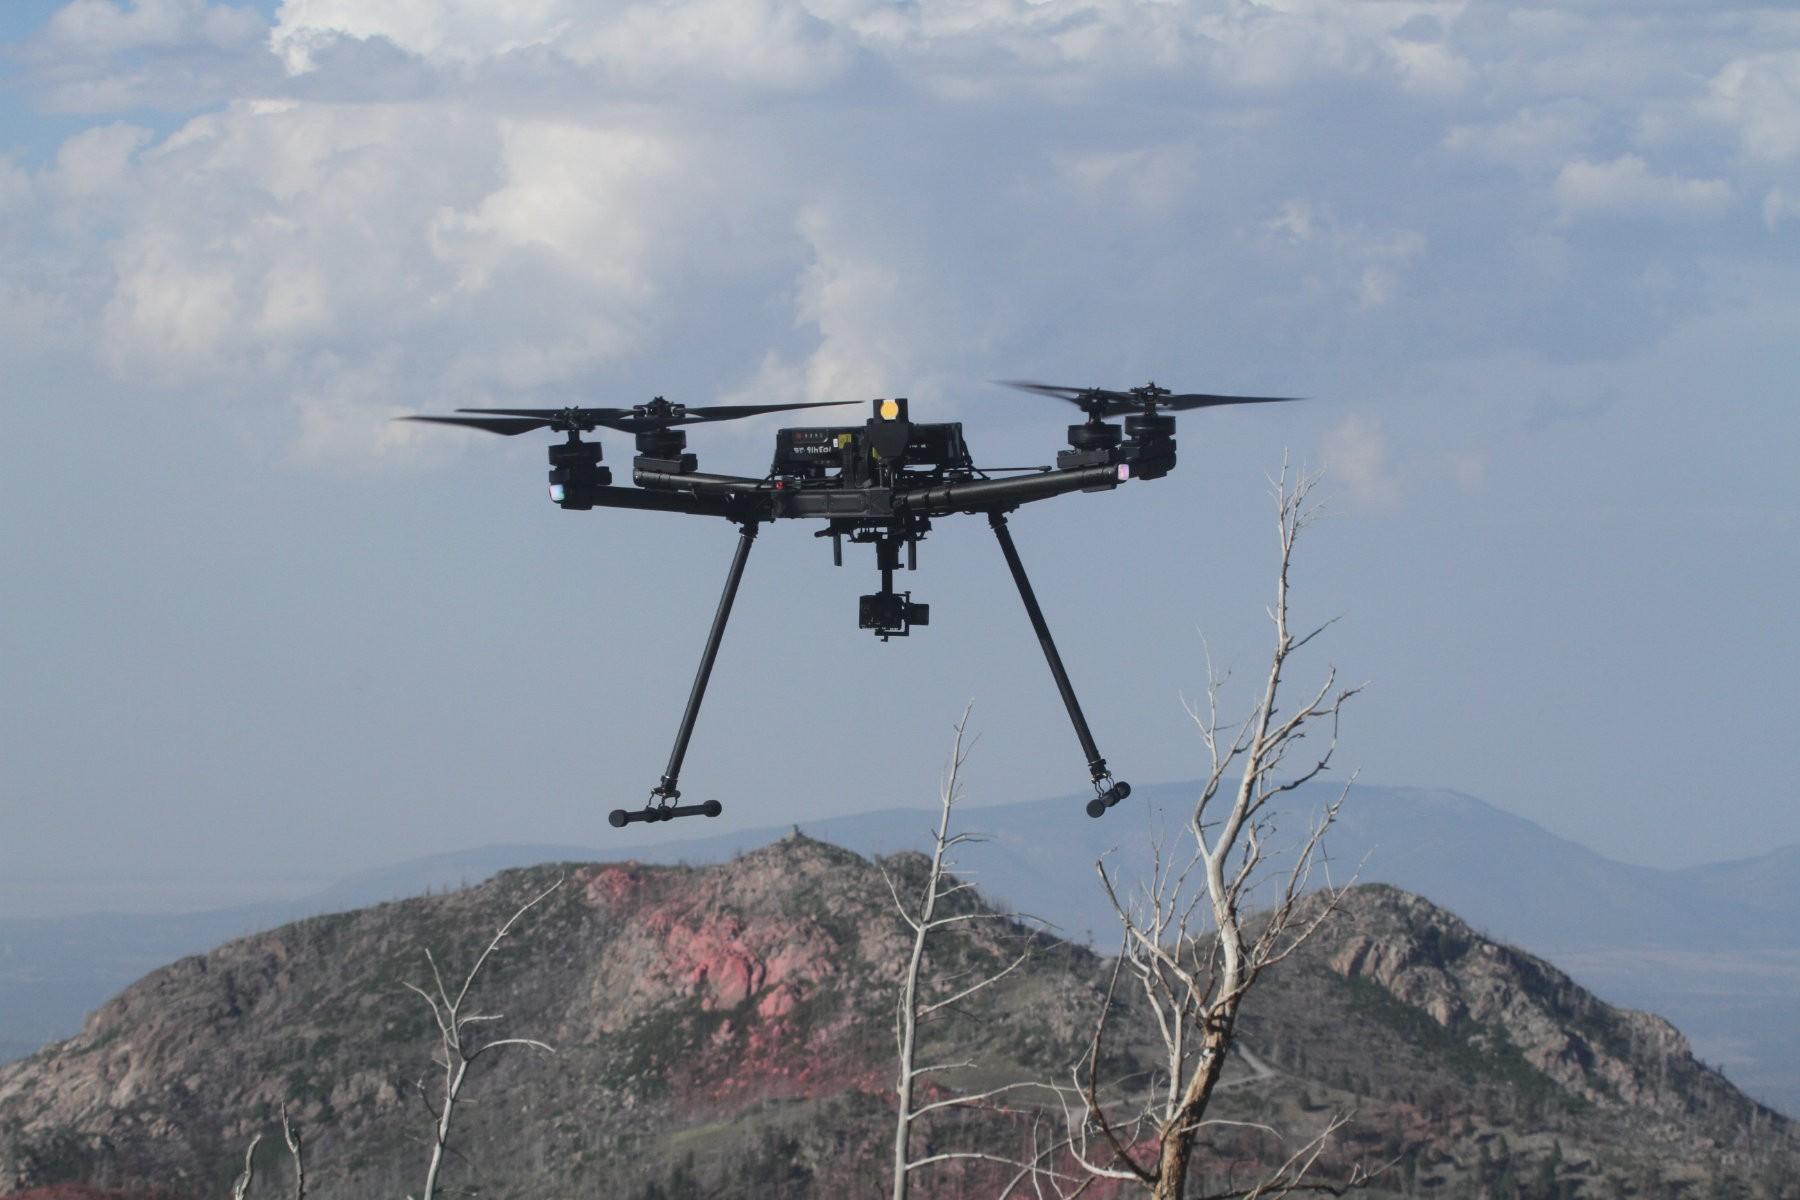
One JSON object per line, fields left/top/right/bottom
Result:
{"left": 1, "top": 0, "right": 1797, "bottom": 917}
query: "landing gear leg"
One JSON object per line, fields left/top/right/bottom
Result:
{"left": 988, "top": 511, "right": 1131, "bottom": 818}
{"left": 610, "top": 521, "right": 760, "bottom": 828}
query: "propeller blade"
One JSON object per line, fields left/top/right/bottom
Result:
{"left": 454, "top": 399, "right": 858, "bottom": 434}
{"left": 681, "top": 400, "right": 862, "bottom": 422}
{"left": 998, "top": 380, "right": 1301, "bottom": 416}
{"left": 591, "top": 413, "right": 678, "bottom": 434}
{"left": 996, "top": 380, "right": 1105, "bottom": 405}
{"left": 453, "top": 407, "right": 676, "bottom": 434}
{"left": 398, "top": 414, "right": 554, "bottom": 435}
{"left": 1156, "top": 392, "right": 1302, "bottom": 410}
{"left": 455, "top": 406, "right": 628, "bottom": 417}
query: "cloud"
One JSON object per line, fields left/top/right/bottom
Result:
{"left": 1552, "top": 155, "right": 1733, "bottom": 221}
{"left": 431, "top": 122, "right": 682, "bottom": 298}
{"left": 261, "top": 0, "right": 1485, "bottom": 98}
{"left": 1526, "top": 388, "right": 1615, "bottom": 434}
{"left": 1387, "top": 37, "right": 1470, "bottom": 95}
{"left": 1765, "top": 189, "right": 1800, "bottom": 230}
{"left": 1257, "top": 200, "right": 1426, "bottom": 312}
{"left": 1705, "top": 51, "right": 1800, "bottom": 162}
{"left": 1443, "top": 103, "right": 1596, "bottom": 170}
{"left": 1055, "top": 143, "right": 1201, "bottom": 216}
{"left": 44, "top": 0, "right": 263, "bottom": 55}
{"left": 270, "top": 0, "right": 853, "bottom": 82}
{"left": 267, "top": 0, "right": 577, "bottom": 72}
{"left": 50, "top": 121, "right": 153, "bottom": 201}
{"left": 1444, "top": 449, "right": 1488, "bottom": 495}
{"left": 0, "top": 0, "right": 1792, "bottom": 465}
{"left": 1320, "top": 416, "right": 1403, "bottom": 511}
{"left": 21, "top": 0, "right": 275, "bottom": 113}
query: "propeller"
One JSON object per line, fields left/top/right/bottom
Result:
{"left": 997, "top": 380, "right": 1300, "bottom": 419}
{"left": 398, "top": 414, "right": 557, "bottom": 436}
{"left": 399, "top": 397, "right": 857, "bottom": 436}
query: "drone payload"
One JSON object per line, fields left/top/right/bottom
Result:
{"left": 402, "top": 382, "right": 1295, "bottom": 826}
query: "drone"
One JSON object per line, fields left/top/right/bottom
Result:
{"left": 403, "top": 381, "right": 1294, "bottom": 827}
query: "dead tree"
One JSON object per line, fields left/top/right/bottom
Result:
{"left": 222, "top": 883, "right": 552, "bottom": 1200}
{"left": 225, "top": 1101, "right": 304, "bottom": 1199}
{"left": 279, "top": 1106, "right": 303, "bottom": 1200}
{"left": 405, "top": 877, "right": 563, "bottom": 1200}
{"left": 229, "top": 1133, "right": 261, "bottom": 1200}
{"left": 886, "top": 706, "right": 1038, "bottom": 1199}
{"left": 1050, "top": 465, "right": 1370, "bottom": 1200}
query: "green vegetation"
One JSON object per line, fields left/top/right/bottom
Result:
{"left": 1337, "top": 975, "right": 1570, "bottom": 1112}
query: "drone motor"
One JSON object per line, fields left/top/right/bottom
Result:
{"left": 546, "top": 434, "right": 609, "bottom": 509}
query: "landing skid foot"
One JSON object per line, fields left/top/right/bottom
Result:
{"left": 609, "top": 799, "right": 723, "bottom": 827}
{"left": 1084, "top": 778, "right": 1131, "bottom": 819}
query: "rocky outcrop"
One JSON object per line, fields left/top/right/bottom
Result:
{"left": 1322, "top": 886, "right": 1740, "bottom": 1115}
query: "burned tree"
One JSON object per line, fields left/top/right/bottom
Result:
{"left": 887, "top": 706, "right": 1038, "bottom": 1199}
{"left": 404, "top": 878, "right": 562, "bottom": 1200}
{"left": 1052, "top": 466, "right": 1371, "bottom": 1200}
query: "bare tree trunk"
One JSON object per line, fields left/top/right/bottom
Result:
{"left": 229, "top": 1133, "right": 262, "bottom": 1200}
{"left": 888, "top": 706, "right": 1037, "bottom": 1197}
{"left": 890, "top": 738, "right": 954, "bottom": 1200}
{"left": 1151, "top": 1024, "right": 1233, "bottom": 1199}
{"left": 406, "top": 878, "right": 563, "bottom": 1200}
{"left": 280, "top": 1104, "right": 304, "bottom": 1200}
{"left": 1051, "top": 464, "right": 1370, "bottom": 1200}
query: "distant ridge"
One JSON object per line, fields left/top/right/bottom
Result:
{"left": 1, "top": 842, "right": 1793, "bottom": 1198}
{"left": 4, "top": 782, "right": 1797, "bottom": 1113}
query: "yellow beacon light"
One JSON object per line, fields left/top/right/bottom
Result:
{"left": 879, "top": 399, "right": 901, "bottom": 421}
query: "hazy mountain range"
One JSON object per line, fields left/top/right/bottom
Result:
{"left": 3, "top": 782, "right": 1796, "bottom": 1113}
{"left": 2, "top": 842, "right": 1793, "bottom": 1198}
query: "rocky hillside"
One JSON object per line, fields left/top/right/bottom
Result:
{"left": 0, "top": 835, "right": 1793, "bottom": 1199}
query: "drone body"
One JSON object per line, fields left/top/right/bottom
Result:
{"left": 404, "top": 382, "right": 1292, "bottom": 827}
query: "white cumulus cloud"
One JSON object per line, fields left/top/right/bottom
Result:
{"left": 46, "top": 0, "right": 262, "bottom": 54}
{"left": 1705, "top": 51, "right": 1800, "bottom": 162}
{"left": 1320, "top": 415, "right": 1403, "bottom": 511}
{"left": 1552, "top": 155, "right": 1733, "bottom": 221}
{"left": 0, "top": 0, "right": 1793, "bottom": 465}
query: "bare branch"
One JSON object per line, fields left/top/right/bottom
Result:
{"left": 918, "top": 946, "right": 1031, "bottom": 1015}
{"left": 281, "top": 1103, "right": 305, "bottom": 1200}
{"left": 906, "top": 1150, "right": 1037, "bottom": 1171}
{"left": 449, "top": 877, "right": 565, "bottom": 1015}
{"left": 891, "top": 704, "right": 1056, "bottom": 1199}
{"left": 908, "top": 1058, "right": 979, "bottom": 1077}
{"left": 470, "top": 1037, "right": 556, "bottom": 1059}
{"left": 880, "top": 861, "right": 922, "bottom": 932}
{"left": 410, "top": 877, "right": 564, "bottom": 1200}
{"left": 909, "top": 1080, "right": 1047, "bottom": 1117}
{"left": 919, "top": 910, "right": 1014, "bottom": 929}
{"left": 893, "top": 705, "right": 976, "bottom": 1200}
{"left": 230, "top": 1132, "right": 262, "bottom": 1200}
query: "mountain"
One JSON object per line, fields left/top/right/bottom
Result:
{"left": 642, "top": 781, "right": 1800, "bottom": 1117}
{"left": 0, "top": 837, "right": 1793, "bottom": 1199}
{"left": 6, "top": 784, "right": 1799, "bottom": 1112}
{"left": 617, "top": 781, "right": 1800, "bottom": 956}
{"left": 0, "top": 847, "right": 605, "bottom": 1071}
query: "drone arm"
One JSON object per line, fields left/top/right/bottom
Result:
{"left": 906, "top": 462, "right": 1125, "bottom": 516}
{"left": 582, "top": 485, "right": 739, "bottom": 518}
{"left": 633, "top": 468, "right": 772, "bottom": 495}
